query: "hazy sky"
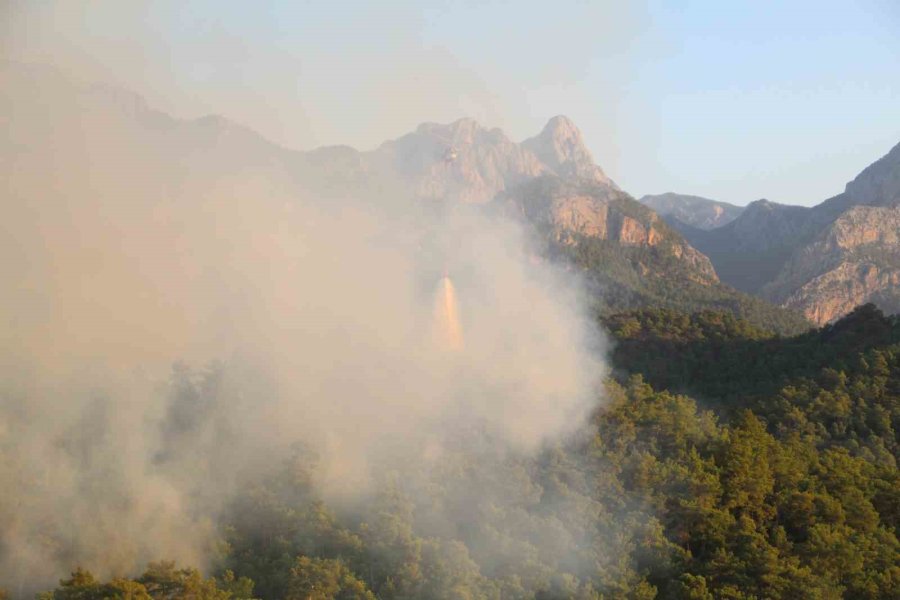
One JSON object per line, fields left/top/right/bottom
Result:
{"left": 4, "top": 0, "right": 899, "bottom": 205}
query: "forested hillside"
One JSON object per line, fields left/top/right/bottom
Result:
{"left": 553, "top": 234, "right": 811, "bottom": 335}
{"left": 23, "top": 305, "right": 899, "bottom": 600}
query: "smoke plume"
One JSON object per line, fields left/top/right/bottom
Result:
{"left": 0, "top": 62, "right": 605, "bottom": 595}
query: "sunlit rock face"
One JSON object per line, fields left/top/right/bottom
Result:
{"left": 764, "top": 205, "right": 900, "bottom": 324}
{"left": 494, "top": 176, "right": 719, "bottom": 286}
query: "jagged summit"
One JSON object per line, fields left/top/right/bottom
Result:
{"left": 522, "top": 115, "right": 614, "bottom": 186}
{"left": 369, "top": 115, "right": 616, "bottom": 203}
{"left": 533, "top": 115, "right": 585, "bottom": 147}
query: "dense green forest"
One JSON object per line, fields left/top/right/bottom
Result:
{"left": 21, "top": 305, "right": 900, "bottom": 599}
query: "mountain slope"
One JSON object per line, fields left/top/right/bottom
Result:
{"left": 521, "top": 115, "right": 615, "bottom": 186}
{"left": 367, "top": 118, "right": 548, "bottom": 204}
{"left": 762, "top": 204, "right": 900, "bottom": 323}
{"left": 680, "top": 199, "right": 816, "bottom": 294}
{"left": 844, "top": 139, "right": 900, "bottom": 208}
{"left": 497, "top": 176, "right": 716, "bottom": 282}
{"left": 674, "top": 140, "right": 900, "bottom": 324}
{"left": 495, "top": 178, "right": 810, "bottom": 333}
{"left": 638, "top": 192, "right": 744, "bottom": 230}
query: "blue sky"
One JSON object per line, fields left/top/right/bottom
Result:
{"left": 5, "top": 0, "right": 899, "bottom": 205}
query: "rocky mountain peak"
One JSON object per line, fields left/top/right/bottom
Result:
{"left": 540, "top": 115, "right": 583, "bottom": 145}
{"left": 522, "top": 116, "right": 613, "bottom": 186}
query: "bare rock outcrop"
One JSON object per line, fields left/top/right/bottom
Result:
{"left": 498, "top": 177, "right": 718, "bottom": 284}
{"left": 764, "top": 206, "right": 900, "bottom": 324}
{"left": 782, "top": 262, "right": 900, "bottom": 325}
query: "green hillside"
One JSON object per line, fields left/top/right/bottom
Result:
{"left": 552, "top": 234, "right": 811, "bottom": 336}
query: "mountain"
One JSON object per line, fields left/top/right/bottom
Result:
{"left": 677, "top": 141, "right": 900, "bottom": 324}
{"left": 762, "top": 203, "right": 900, "bottom": 323}
{"left": 362, "top": 114, "right": 618, "bottom": 206}
{"left": 681, "top": 199, "right": 816, "bottom": 294}
{"left": 844, "top": 139, "right": 900, "bottom": 208}
{"left": 638, "top": 192, "right": 744, "bottom": 230}
{"left": 360, "top": 115, "right": 806, "bottom": 330}
{"left": 1, "top": 62, "right": 809, "bottom": 333}
{"left": 521, "top": 115, "right": 615, "bottom": 186}
{"left": 368, "top": 118, "right": 547, "bottom": 204}
{"left": 493, "top": 177, "right": 809, "bottom": 332}
{"left": 497, "top": 176, "right": 716, "bottom": 283}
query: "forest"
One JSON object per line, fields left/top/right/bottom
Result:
{"left": 18, "top": 304, "right": 899, "bottom": 599}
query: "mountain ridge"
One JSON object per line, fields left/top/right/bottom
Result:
{"left": 671, "top": 140, "right": 900, "bottom": 324}
{"left": 638, "top": 192, "right": 744, "bottom": 230}
{"left": 1, "top": 61, "right": 811, "bottom": 332}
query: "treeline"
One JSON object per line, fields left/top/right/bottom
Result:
{"left": 22, "top": 305, "right": 900, "bottom": 599}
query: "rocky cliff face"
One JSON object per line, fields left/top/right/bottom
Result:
{"left": 763, "top": 206, "right": 900, "bottom": 323}
{"left": 757, "top": 145, "right": 900, "bottom": 324}
{"left": 780, "top": 263, "right": 900, "bottom": 325}
{"left": 498, "top": 177, "right": 719, "bottom": 284}
{"left": 638, "top": 193, "right": 744, "bottom": 230}
{"left": 672, "top": 137, "right": 900, "bottom": 324}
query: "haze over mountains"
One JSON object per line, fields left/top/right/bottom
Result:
{"left": 4, "top": 61, "right": 899, "bottom": 329}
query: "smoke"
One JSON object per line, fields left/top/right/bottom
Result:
{"left": 0, "top": 63, "right": 605, "bottom": 594}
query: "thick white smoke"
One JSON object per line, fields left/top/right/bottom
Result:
{"left": 0, "top": 63, "right": 605, "bottom": 594}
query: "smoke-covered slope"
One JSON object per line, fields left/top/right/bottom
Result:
{"left": 2, "top": 61, "right": 608, "bottom": 595}
{"left": 1, "top": 61, "right": 805, "bottom": 333}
